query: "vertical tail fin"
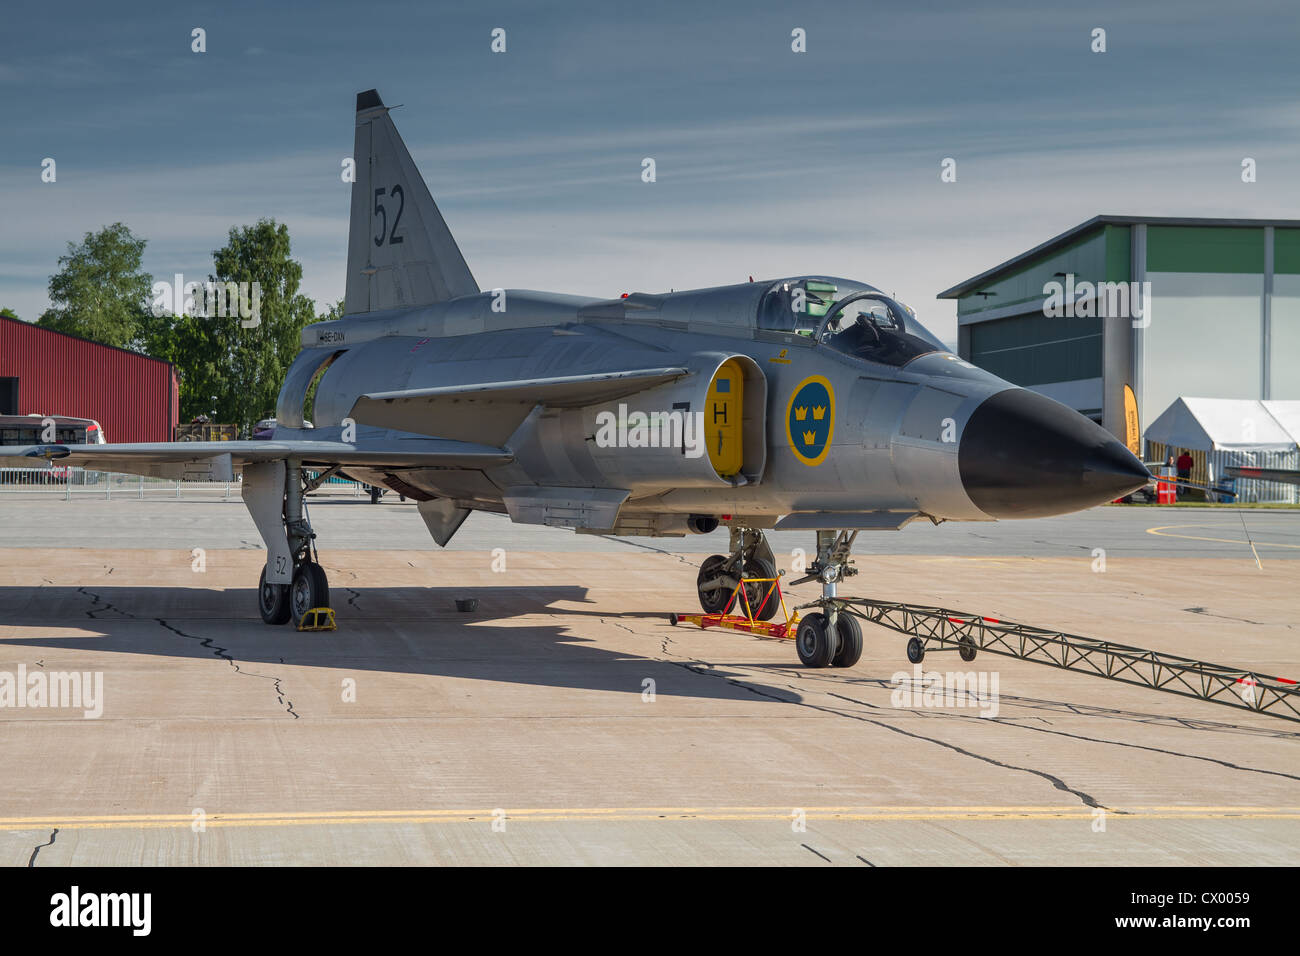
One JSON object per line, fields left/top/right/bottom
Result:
{"left": 345, "top": 89, "right": 478, "bottom": 315}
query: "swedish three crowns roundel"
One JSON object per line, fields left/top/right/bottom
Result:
{"left": 786, "top": 375, "right": 835, "bottom": 466}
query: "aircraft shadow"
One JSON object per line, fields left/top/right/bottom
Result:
{"left": 0, "top": 585, "right": 786, "bottom": 704}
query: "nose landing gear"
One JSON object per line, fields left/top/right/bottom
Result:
{"left": 785, "top": 530, "right": 863, "bottom": 668}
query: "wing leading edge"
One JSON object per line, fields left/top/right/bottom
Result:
{"left": 0, "top": 438, "right": 511, "bottom": 481}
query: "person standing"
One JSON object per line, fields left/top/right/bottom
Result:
{"left": 1176, "top": 449, "right": 1194, "bottom": 500}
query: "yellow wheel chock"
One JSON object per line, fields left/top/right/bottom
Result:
{"left": 297, "top": 607, "right": 337, "bottom": 631}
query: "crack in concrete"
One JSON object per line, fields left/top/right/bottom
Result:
{"left": 75, "top": 585, "right": 130, "bottom": 620}
{"left": 826, "top": 690, "right": 1300, "bottom": 783}
{"left": 600, "top": 536, "right": 698, "bottom": 569}
{"left": 655, "top": 642, "right": 1102, "bottom": 808}
{"left": 61, "top": 557, "right": 303, "bottom": 719}
{"left": 601, "top": 617, "right": 638, "bottom": 636}
{"left": 155, "top": 618, "right": 299, "bottom": 720}
{"left": 28, "top": 828, "right": 57, "bottom": 867}
{"left": 1184, "top": 606, "right": 1270, "bottom": 627}
{"left": 340, "top": 569, "right": 361, "bottom": 609}
{"left": 801, "top": 843, "right": 831, "bottom": 862}
{"left": 833, "top": 677, "right": 1300, "bottom": 739}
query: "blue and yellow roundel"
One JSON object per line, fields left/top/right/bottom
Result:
{"left": 786, "top": 375, "right": 835, "bottom": 466}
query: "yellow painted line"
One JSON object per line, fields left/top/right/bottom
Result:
{"left": 0, "top": 806, "right": 1297, "bottom": 831}
{"left": 1146, "top": 525, "right": 1300, "bottom": 550}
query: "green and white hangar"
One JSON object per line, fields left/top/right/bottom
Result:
{"left": 938, "top": 216, "right": 1300, "bottom": 500}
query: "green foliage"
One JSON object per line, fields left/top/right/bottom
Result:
{"left": 138, "top": 310, "right": 225, "bottom": 422}
{"left": 36, "top": 223, "right": 152, "bottom": 348}
{"left": 37, "top": 220, "right": 321, "bottom": 433}
{"left": 318, "top": 298, "right": 345, "bottom": 322}
{"left": 204, "top": 219, "right": 318, "bottom": 435}
{"left": 0, "top": 308, "right": 19, "bottom": 321}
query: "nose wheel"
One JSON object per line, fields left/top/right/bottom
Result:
{"left": 795, "top": 610, "right": 863, "bottom": 668}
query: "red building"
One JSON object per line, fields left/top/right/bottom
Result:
{"left": 0, "top": 315, "right": 179, "bottom": 443}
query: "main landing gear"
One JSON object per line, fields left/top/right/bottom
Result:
{"left": 242, "top": 459, "right": 331, "bottom": 626}
{"left": 682, "top": 525, "right": 862, "bottom": 668}
{"left": 696, "top": 527, "right": 781, "bottom": 621}
{"left": 260, "top": 559, "right": 330, "bottom": 626}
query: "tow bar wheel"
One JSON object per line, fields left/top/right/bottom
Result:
{"left": 906, "top": 636, "right": 926, "bottom": 664}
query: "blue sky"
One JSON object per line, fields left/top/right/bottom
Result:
{"left": 2, "top": 0, "right": 1297, "bottom": 346}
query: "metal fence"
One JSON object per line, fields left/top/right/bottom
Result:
{"left": 0, "top": 467, "right": 367, "bottom": 500}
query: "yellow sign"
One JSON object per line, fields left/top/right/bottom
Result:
{"left": 706, "top": 359, "right": 743, "bottom": 477}
{"left": 1123, "top": 385, "right": 1140, "bottom": 456}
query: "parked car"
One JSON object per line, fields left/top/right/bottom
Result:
{"left": 251, "top": 418, "right": 311, "bottom": 440}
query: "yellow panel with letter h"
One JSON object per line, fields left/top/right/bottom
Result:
{"left": 706, "top": 359, "right": 743, "bottom": 477}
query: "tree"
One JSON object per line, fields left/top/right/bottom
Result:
{"left": 37, "top": 223, "right": 152, "bottom": 348}
{"left": 0, "top": 308, "right": 18, "bottom": 321}
{"left": 138, "top": 310, "right": 226, "bottom": 423}
{"left": 206, "top": 219, "right": 318, "bottom": 434}
{"left": 317, "top": 298, "right": 345, "bottom": 322}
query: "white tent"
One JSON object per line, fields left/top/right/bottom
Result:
{"left": 1145, "top": 397, "right": 1300, "bottom": 502}
{"left": 1146, "top": 397, "right": 1299, "bottom": 452}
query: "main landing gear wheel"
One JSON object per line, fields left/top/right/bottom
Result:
{"left": 258, "top": 564, "right": 291, "bottom": 625}
{"left": 830, "top": 613, "right": 863, "bottom": 668}
{"left": 741, "top": 557, "right": 780, "bottom": 622}
{"left": 906, "top": 636, "right": 926, "bottom": 664}
{"left": 796, "top": 612, "right": 839, "bottom": 668}
{"left": 291, "top": 562, "right": 330, "bottom": 623}
{"left": 958, "top": 636, "right": 978, "bottom": 662}
{"left": 697, "top": 554, "right": 730, "bottom": 614}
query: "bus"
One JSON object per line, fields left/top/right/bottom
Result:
{"left": 0, "top": 414, "right": 107, "bottom": 446}
{"left": 0, "top": 415, "right": 106, "bottom": 483}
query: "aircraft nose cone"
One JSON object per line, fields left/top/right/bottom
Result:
{"left": 958, "top": 388, "right": 1150, "bottom": 519}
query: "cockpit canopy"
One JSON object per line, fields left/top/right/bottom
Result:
{"left": 758, "top": 277, "right": 948, "bottom": 367}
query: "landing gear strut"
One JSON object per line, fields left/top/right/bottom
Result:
{"left": 789, "top": 530, "right": 863, "bottom": 668}
{"left": 696, "top": 527, "right": 780, "bottom": 621}
{"left": 244, "top": 459, "right": 331, "bottom": 626}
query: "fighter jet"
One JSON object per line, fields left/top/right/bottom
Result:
{"left": 3, "top": 90, "right": 1150, "bottom": 667}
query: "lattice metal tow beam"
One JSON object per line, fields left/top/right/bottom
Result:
{"left": 805, "top": 597, "right": 1300, "bottom": 724}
